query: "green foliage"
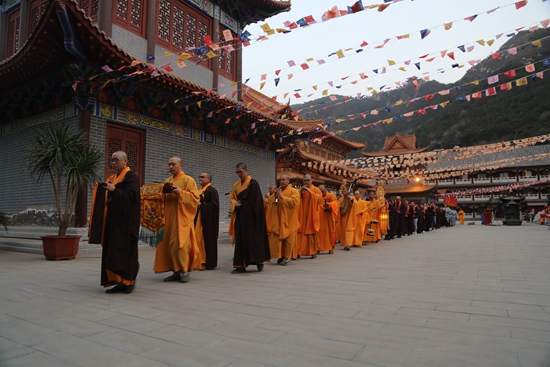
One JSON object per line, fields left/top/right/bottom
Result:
{"left": 26, "top": 123, "right": 102, "bottom": 236}
{"left": 292, "top": 29, "right": 550, "bottom": 156}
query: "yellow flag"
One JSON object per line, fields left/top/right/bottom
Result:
{"left": 312, "top": 85, "right": 318, "bottom": 91}
{"left": 336, "top": 49, "right": 345, "bottom": 59}
{"left": 276, "top": 28, "right": 286, "bottom": 33}
{"left": 471, "top": 80, "right": 479, "bottom": 85}
{"left": 476, "top": 40, "right": 485, "bottom": 46}
{"left": 306, "top": 58, "right": 314, "bottom": 62}
{"left": 395, "top": 100, "right": 403, "bottom": 105}
{"left": 164, "top": 51, "right": 173, "bottom": 56}
{"left": 197, "top": 101, "right": 201, "bottom": 108}
{"left": 383, "top": 118, "right": 393, "bottom": 124}
{"left": 337, "top": 130, "right": 343, "bottom": 135}
{"left": 260, "top": 82, "right": 265, "bottom": 90}
{"left": 444, "top": 22, "right": 453, "bottom": 30}
{"left": 260, "top": 23, "right": 272, "bottom": 33}
{"left": 388, "top": 60, "right": 396, "bottom": 66}
{"left": 487, "top": 39, "right": 494, "bottom": 47}
{"left": 322, "top": 90, "right": 328, "bottom": 96}
{"left": 206, "top": 51, "right": 217, "bottom": 58}
{"left": 516, "top": 77, "right": 527, "bottom": 86}
{"left": 230, "top": 81, "right": 237, "bottom": 86}
{"left": 532, "top": 40, "right": 542, "bottom": 48}
{"left": 439, "top": 101, "right": 450, "bottom": 108}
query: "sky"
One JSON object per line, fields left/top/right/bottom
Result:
{"left": 241, "top": 0, "right": 550, "bottom": 106}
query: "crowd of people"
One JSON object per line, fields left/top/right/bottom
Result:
{"left": 91, "top": 152, "right": 464, "bottom": 294}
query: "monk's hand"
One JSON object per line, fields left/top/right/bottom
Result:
{"left": 173, "top": 187, "right": 181, "bottom": 195}
{"left": 104, "top": 182, "right": 115, "bottom": 192}
{"left": 235, "top": 200, "right": 242, "bottom": 207}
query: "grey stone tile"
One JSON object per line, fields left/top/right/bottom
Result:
{"left": 511, "top": 327, "right": 550, "bottom": 343}
{"left": 287, "top": 352, "right": 379, "bottom": 367}
{"left": 206, "top": 338, "right": 302, "bottom": 366}
{"left": 469, "top": 314, "right": 550, "bottom": 331}
{"left": 397, "top": 307, "right": 470, "bottom": 322}
{"left": 0, "top": 336, "right": 36, "bottom": 363}
{"left": 0, "top": 318, "right": 56, "bottom": 343}
{"left": 147, "top": 325, "right": 228, "bottom": 349}
{"left": 202, "top": 322, "right": 286, "bottom": 344}
{"left": 84, "top": 328, "right": 167, "bottom": 354}
{"left": 0, "top": 350, "right": 81, "bottom": 367}
{"left": 435, "top": 303, "right": 509, "bottom": 317}
{"left": 270, "top": 334, "right": 364, "bottom": 360}
{"left": 97, "top": 314, "right": 168, "bottom": 334}
{"left": 425, "top": 318, "right": 512, "bottom": 338}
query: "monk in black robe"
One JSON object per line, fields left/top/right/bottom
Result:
{"left": 89, "top": 150, "right": 140, "bottom": 294}
{"left": 228, "top": 162, "right": 270, "bottom": 273}
{"left": 195, "top": 172, "right": 219, "bottom": 270}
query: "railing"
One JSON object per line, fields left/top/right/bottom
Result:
{"left": 518, "top": 176, "right": 538, "bottom": 182}
{"left": 455, "top": 179, "right": 473, "bottom": 185}
{"left": 492, "top": 177, "right": 517, "bottom": 183}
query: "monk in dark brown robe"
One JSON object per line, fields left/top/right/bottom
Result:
{"left": 89, "top": 150, "right": 140, "bottom": 294}
{"left": 194, "top": 172, "right": 219, "bottom": 270}
{"left": 228, "top": 162, "right": 270, "bottom": 273}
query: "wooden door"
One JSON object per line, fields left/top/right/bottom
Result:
{"left": 104, "top": 123, "right": 145, "bottom": 184}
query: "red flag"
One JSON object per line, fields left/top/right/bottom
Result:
{"left": 491, "top": 52, "right": 500, "bottom": 60}
{"left": 504, "top": 70, "right": 516, "bottom": 78}
{"left": 425, "top": 94, "right": 435, "bottom": 101}
{"left": 486, "top": 87, "right": 497, "bottom": 96}
{"left": 515, "top": 1, "right": 527, "bottom": 10}
{"left": 447, "top": 52, "right": 455, "bottom": 60}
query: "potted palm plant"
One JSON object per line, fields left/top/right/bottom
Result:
{"left": 27, "top": 122, "right": 102, "bottom": 260}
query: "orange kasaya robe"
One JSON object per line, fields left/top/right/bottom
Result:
{"left": 339, "top": 195, "right": 359, "bottom": 247}
{"left": 277, "top": 185, "right": 300, "bottom": 260}
{"left": 266, "top": 192, "right": 281, "bottom": 258}
{"left": 295, "top": 185, "right": 322, "bottom": 257}
{"left": 365, "top": 199, "right": 382, "bottom": 243}
{"left": 458, "top": 209, "right": 465, "bottom": 225}
{"left": 318, "top": 192, "right": 339, "bottom": 252}
{"left": 353, "top": 198, "right": 369, "bottom": 246}
{"left": 153, "top": 170, "right": 201, "bottom": 273}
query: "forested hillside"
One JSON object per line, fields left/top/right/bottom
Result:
{"left": 292, "top": 28, "right": 550, "bottom": 156}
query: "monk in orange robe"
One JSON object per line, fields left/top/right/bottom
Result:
{"left": 353, "top": 191, "right": 369, "bottom": 247}
{"left": 339, "top": 185, "right": 359, "bottom": 251}
{"left": 296, "top": 174, "right": 322, "bottom": 259}
{"left": 265, "top": 185, "right": 281, "bottom": 260}
{"left": 153, "top": 157, "right": 201, "bottom": 283}
{"left": 273, "top": 173, "right": 300, "bottom": 266}
{"left": 365, "top": 190, "right": 382, "bottom": 243}
{"left": 317, "top": 185, "right": 339, "bottom": 254}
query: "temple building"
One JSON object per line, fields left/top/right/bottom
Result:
{"left": 243, "top": 87, "right": 367, "bottom": 190}
{"left": 361, "top": 133, "right": 436, "bottom": 200}
{"left": 0, "top": 0, "right": 297, "bottom": 233}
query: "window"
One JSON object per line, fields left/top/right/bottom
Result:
{"left": 157, "top": 0, "right": 211, "bottom": 68}
{"left": 218, "top": 26, "right": 236, "bottom": 80}
{"left": 114, "top": 0, "right": 145, "bottom": 37}
{"left": 29, "top": 0, "right": 48, "bottom": 35}
{"left": 5, "top": 7, "right": 20, "bottom": 59}
{"left": 77, "top": 0, "right": 99, "bottom": 23}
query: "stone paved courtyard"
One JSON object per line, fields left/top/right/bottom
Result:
{"left": 1, "top": 222, "right": 549, "bottom": 367}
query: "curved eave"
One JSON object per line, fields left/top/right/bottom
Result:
{"left": 362, "top": 146, "right": 429, "bottom": 157}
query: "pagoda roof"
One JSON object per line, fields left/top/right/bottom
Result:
{"left": 362, "top": 133, "right": 429, "bottom": 157}
{"left": 210, "top": 0, "right": 291, "bottom": 27}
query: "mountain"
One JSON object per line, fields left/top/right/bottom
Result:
{"left": 291, "top": 28, "right": 550, "bottom": 157}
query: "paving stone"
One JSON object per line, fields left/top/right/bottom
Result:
{"left": 1, "top": 223, "right": 549, "bottom": 366}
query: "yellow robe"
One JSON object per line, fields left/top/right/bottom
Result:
{"left": 153, "top": 171, "right": 201, "bottom": 273}
{"left": 296, "top": 185, "right": 322, "bottom": 256}
{"left": 266, "top": 193, "right": 281, "bottom": 258}
{"left": 277, "top": 185, "right": 300, "bottom": 260}
{"left": 318, "top": 192, "right": 339, "bottom": 252}
{"left": 339, "top": 196, "right": 359, "bottom": 247}
{"left": 353, "top": 198, "right": 369, "bottom": 246}
{"left": 365, "top": 199, "right": 382, "bottom": 243}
